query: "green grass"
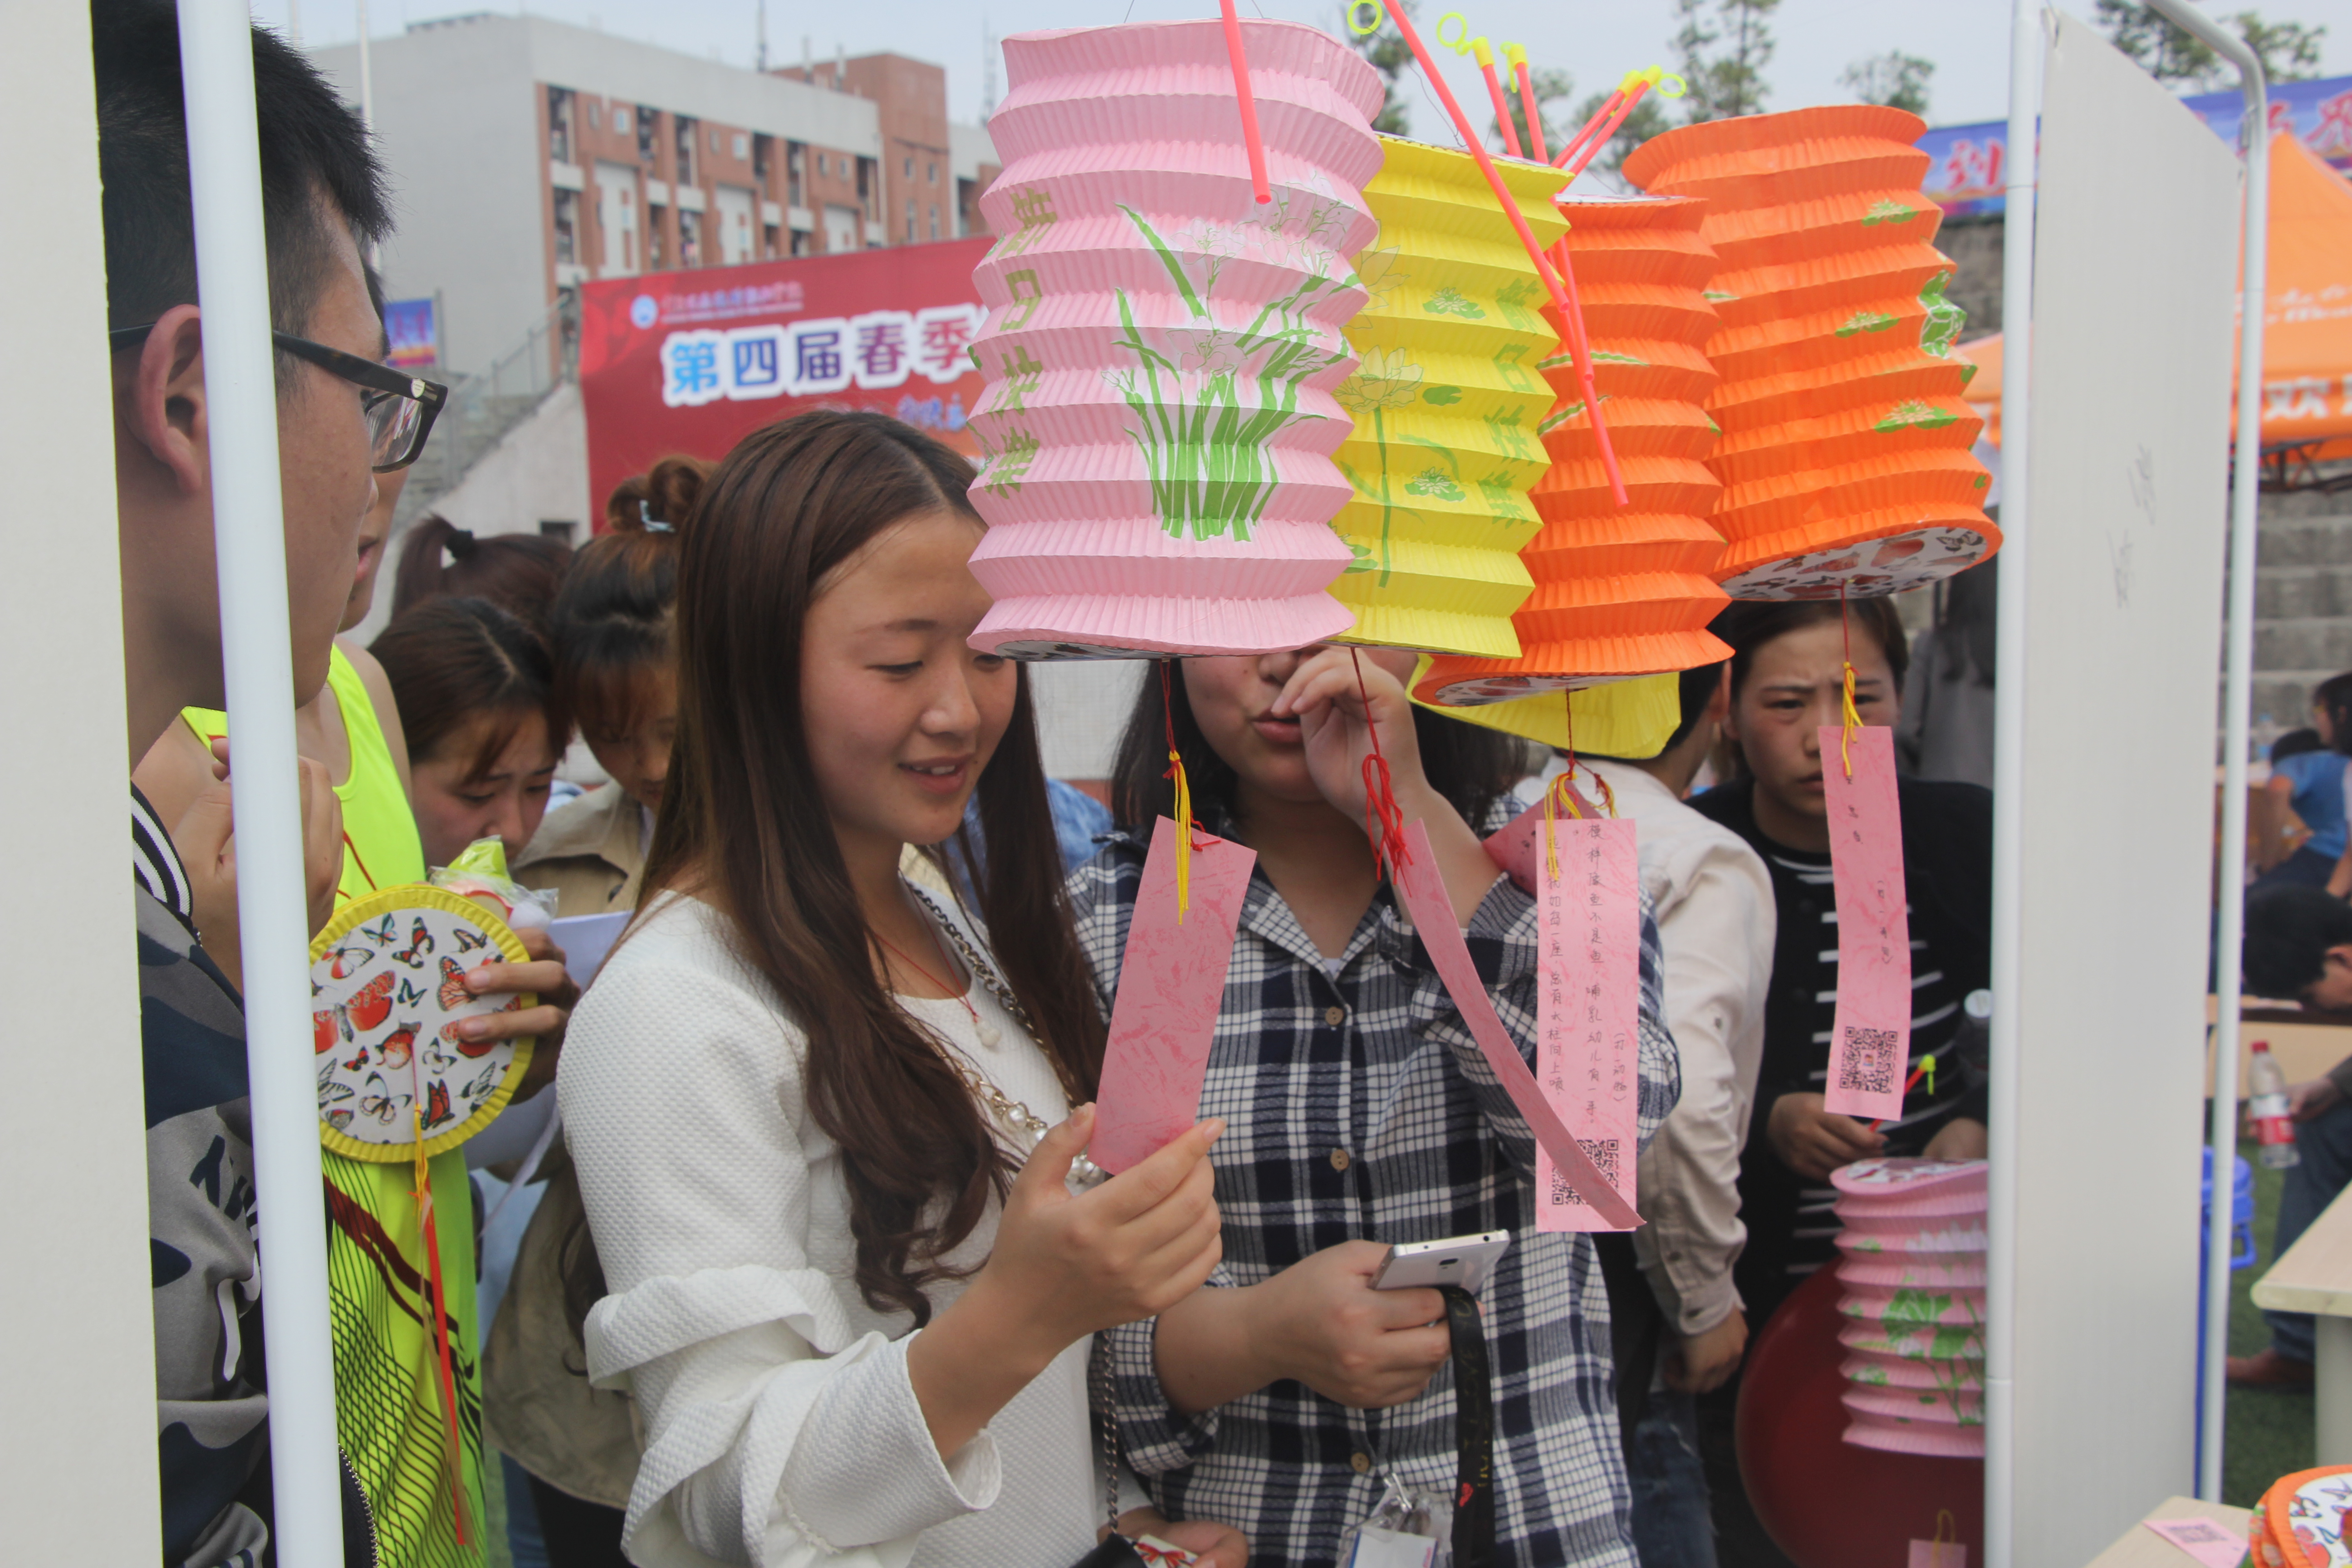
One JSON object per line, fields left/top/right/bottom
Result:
{"left": 2225, "top": 1137, "right": 2315, "bottom": 1505}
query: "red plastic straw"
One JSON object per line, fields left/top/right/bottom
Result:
{"left": 1557, "top": 78, "right": 1653, "bottom": 176}
{"left": 1378, "top": 0, "right": 1626, "bottom": 505}
{"left": 1476, "top": 42, "right": 1522, "bottom": 158}
{"left": 1514, "top": 54, "right": 1548, "bottom": 163}
{"left": 1219, "top": 0, "right": 1272, "bottom": 204}
{"left": 1553, "top": 88, "right": 1622, "bottom": 168}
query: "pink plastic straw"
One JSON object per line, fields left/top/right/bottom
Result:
{"left": 1480, "top": 49, "right": 1523, "bottom": 158}
{"left": 1515, "top": 56, "right": 1548, "bottom": 162}
{"left": 1219, "top": 0, "right": 1272, "bottom": 204}
{"left": 1380, "top": 0, "right": 1626, "bottom": 506}
{"left": 1555, "top": 79, "right": 1652, "bottom": 174}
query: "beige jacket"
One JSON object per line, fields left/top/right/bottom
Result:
{"left": 515, "top": 783, "right": 647, "bottom": 919}
{"left": 1585, "top": 760, "right": 1776, "bottom": 1339}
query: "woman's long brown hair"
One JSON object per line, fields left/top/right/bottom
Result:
{"left": 643, "top": 409, "right": 1106, "bottom": 1324}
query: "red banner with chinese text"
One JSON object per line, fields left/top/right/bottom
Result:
{"left": 577, "top": 237, "right": 992, "bottom": 525}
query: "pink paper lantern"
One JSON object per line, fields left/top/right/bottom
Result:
{"left": 1833, "top": 1157, "right": 1988, "bottom": 1459}
{"left": 965, "top": 19, "right": 1385, "bottom": 657}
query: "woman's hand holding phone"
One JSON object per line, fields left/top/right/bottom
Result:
{"left": 908, "top": 1106, "right": 1225, "bottom": 1458}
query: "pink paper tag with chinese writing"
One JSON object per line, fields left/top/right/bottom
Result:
{"left": 1821, "top": 725, "right": 1912, "bottom": 1120}
{"left": 1482, "top": 779, "right": 1603, "bottom": 895}
{"left": 1907, "top": 1541, "right": 1967, "bottom": 1568}
{"left": 2141, "top": 1518, "right": 2245, "bottom": 1568}
{"left": 1535, "top": 813, "right": 1642, "bottom": 1232}
{"left": 1391, "top": 818, "right": 1639, "bottom": 1230}
{"left": 1092, "top": 817, "right": 1256, "bottom": 1175}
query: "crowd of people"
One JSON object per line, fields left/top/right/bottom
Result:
{"left": 99, "top": 5, "right": 2058, "bottom": 1567}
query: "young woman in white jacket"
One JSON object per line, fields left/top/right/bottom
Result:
{"left": 559, "top": 411, "right": 1240, "bottom": 1568}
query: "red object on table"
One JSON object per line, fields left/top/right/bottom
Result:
{"left": 1737, "top": 1264, "right": 1984, "bottom": 1568}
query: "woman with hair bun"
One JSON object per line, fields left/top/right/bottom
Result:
{"left": 391, "top": 512, "right": 574, "bottom": 630}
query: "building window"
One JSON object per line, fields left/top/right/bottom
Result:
{"left": 554, "top": 188, "right": 579, "bottom": 265}
{"left": 927, "top": 161, "right": 936, "bottom": 184}
{"left": 929, "top": 205, "right": 939, "bottom": 241}
{"left": 614, "top": 105, "right": 631, "bottom": 135}
{"left": 675, "top": 117, "right": 696, "bottom": 185}
{"left": 903, "top": 155, "right": 913, "bottom": 179}
{"left": 539, "top": 520, "right": 577, "bottom": 543}
{"left": 588, "top": 102, "right": 601, "bottom": 131}
{"left": 710, "top": 127, "right": 722, "bottom": 155}
{"left": 818, "top": 153, "right": 830, "bottom": 178}
{"left": 548, "top": 86, "right": 574, "bottom": 164}
{"left": 648, "top": 206, "right": 667, "bottom": 268}
{"left": 679, "top": 209, "right": 703, "bottom": 268}
{"left": 637, "top": 106, "right": 658, "bottom": 162}
{"left": 733, "top": 132, "right": 750, "bottom": 161}
{"left": 787, "top": 142, "right": 806, "bottom": 207}
{"left": 906, "top": 198, "right": 916, "bottom": 243}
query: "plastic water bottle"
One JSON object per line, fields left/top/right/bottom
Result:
{"left": 2249, "top": 1040, "right": 2302, "bottom": 1171}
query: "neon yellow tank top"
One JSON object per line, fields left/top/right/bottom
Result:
{"left": 184, "top": 647, "right": 487, "bottom": 1566}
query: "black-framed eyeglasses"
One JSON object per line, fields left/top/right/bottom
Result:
{"left": 108, "top": 321, "right": 449, "bottom": 473}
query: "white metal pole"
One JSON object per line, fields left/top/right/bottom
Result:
{"left": 177, "top": 4, "right": 343, "bottom": 1564}
{"left": 1985, "top": 4, "right": 2043, "bottom": 1563}
{"left": 2143, "top": 0, "right": 2269, "bottom": 1503}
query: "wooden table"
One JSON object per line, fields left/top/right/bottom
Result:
{"left": 2251, "top": 1182, "right": 2352, "bottom": 1464}
{"left": 2082, "top": 1496, "right": 2253, "bottom": 1568}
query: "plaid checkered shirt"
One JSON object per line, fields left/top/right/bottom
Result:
{"left": 1068, "top": 811, "right": 1680, "bottom": 1568}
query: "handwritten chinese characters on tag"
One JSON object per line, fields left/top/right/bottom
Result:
{"left": 1535, "top": 815, "right": 1641, "bottom": 1232}
{"left": 1821, "top": 725, "right": 1912, "bottom": 1120}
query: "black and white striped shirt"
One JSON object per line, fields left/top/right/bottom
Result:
{"left": 132, "top": 784, "right": 194, "bottom": 928}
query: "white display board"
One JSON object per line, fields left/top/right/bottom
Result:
{"left": 0, "top": 4, "right": 166, "bottom": 1557}
{"left": 2009, "top": 13, "right": 2241, "bottom": 1562}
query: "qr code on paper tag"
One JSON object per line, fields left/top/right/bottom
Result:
{"left": 1549, "top": 1138, "right": 1622, "bottom": 1206}
{"left": 1839, "top": 1027, "right": 1901, "bottom": 1096}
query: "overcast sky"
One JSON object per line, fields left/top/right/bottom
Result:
{"left": 257, "top": 0, "right": 2352, "bottom": 135}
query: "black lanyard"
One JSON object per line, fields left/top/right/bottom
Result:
{"left": 1438, "top": 1285, "right": 1494, "bottom": 1568}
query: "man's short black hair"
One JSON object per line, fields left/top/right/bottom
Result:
{"left": 91, "top": 0, "right": 389, "bottom": 345}
{"left": 2244, "top": 885, "right": 2352, "bottom": 1000}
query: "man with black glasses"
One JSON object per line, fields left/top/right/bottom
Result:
{"left": 94, "top": 3, "right": 435, "bottom": 1561}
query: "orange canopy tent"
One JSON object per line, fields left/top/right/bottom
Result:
{"left": 1957, "top": 133, "right": 2352, "bottom": 466}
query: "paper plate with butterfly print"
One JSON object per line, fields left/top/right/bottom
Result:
{"left": 308, "top": 886, "right": 537, "bottom": 1162}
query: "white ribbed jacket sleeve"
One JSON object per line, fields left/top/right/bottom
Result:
{"left": 561, "top": 943, "right": 999, "bottom": 1567}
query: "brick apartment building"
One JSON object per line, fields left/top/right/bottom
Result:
{"left": 310, "top": 14, "right": 1000, "bottom": 377}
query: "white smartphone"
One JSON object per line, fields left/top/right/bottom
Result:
{"left": 1368, "top": 1230, "right": 1512, "bottom": 1294}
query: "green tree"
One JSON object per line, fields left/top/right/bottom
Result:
{"left": 1673, "top": 0, "right": 1781, "bottom": 124}
{"left": 1568, "top": 88, "right": 1675, "bottom": 185}
{"left": 1345, "top": 0, "right": 1416, "bottom": 135}
{"left": 2095, "top": 2, "right": 2326, "bottom": 90}
{"left": 1841, "top": 50, "right": 1934, "bottom": 116}
{"left": 1493, "top": 65, "right": 1575, "bottom": 156}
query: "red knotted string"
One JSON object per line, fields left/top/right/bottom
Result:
{"left": 1378, "top": 0, "right": 1626, "bottom": 505}
{"left": 1218, "top": 0, "right": 1272, "bottom": 204}
{"left": 1161, "top": 661, "right": 1212, "bottom": 920}
{"left": 1350, "top": 648, "right": 1412, "bottom": 877}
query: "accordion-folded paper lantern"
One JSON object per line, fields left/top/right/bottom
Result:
{"left": 1623, "top": 107, "right": 2001, "bottom": 600}
{"left": 1415, "top": 669, "right": 1683, "bottom": 760}
{"left": 1417, "top": 192, "right": 1731, "bottom": 706}
{"left": 1325, "top": 139, "right": 1570, "bottom": 658}
{"left": 964, "top": 19, "right": 1384, "bottom": 657}
{"left": 1832, "top": 1157, "right": 1988, "bottom": 1458}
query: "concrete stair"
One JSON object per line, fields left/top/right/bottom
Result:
{"left": 2254, "top": 487, "right": 2352, "bottom": 740}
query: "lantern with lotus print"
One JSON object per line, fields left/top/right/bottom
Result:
{"left": 1624, "top": 106, "right": 2001, "bottom": 599}
{"left": 961, "top": 18, "right": 1387, "bottom": 657}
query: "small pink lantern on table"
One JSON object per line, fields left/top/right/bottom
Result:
{"left": 964, "top": 18, "right": 1386, "bottom": 657}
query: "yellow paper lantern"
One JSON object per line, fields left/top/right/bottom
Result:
{"left": 1328, "top": 139, "right": 1571, "bottom": 657}
{"left": 1414, "top": 663, "right": 1682, "bottom": 760}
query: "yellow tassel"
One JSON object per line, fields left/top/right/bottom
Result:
{"left": 1169, "top": 748, "right": 1192, "bottom": 925}
{"left": 1839, "top": 660, "right": 1862, "bottom": 780}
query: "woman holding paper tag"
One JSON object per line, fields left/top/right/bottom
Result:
{"left": 1073, "top": 647, "right": 1682, "bottom": 1567}
{"left": 559, "top": 412, "right": 1241, "bottom": 1568}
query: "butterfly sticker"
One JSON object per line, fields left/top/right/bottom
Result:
{"left": 358, "top": 1073, "right": 413, "bottom": 1127}
{"left": 342, "top": 1045, "right": 369, "bottom": 1073}
{"left": 377, "top": 1021, "right": 418, "bottom": 1072}
{"left": 318, "top": 1077, "right": 354, "bottom": 1106}
{"left": 328, "top": 944, "right": 375, "bottom": 980}
{"left": 314, "top": 1009, "right": 343, "bottom": 1055}
{"left": 408, "top": 917, "right": 436, "bottom": 958}
{"left": 396, "top": 978, "right": 427, "bottom": 1008}
{"left": 460, "top": 1062, "right": 505, "bottom": 1105}
{"left": 340, "top": 970, "right": 395, "bottom": 1034}
{"left": 421, "top": 1078, "right": 455, "bottom": 1130}
{"left": 421, "top": 1038, "right": 457, "bottom": 1076}
{"left": 454, "top": 927, "right": 488, "bottom": 954}
{"left": 365, "top": 913, "right": 399, "bottom": 947}
{"left": 441, "top": 1019, "right": 497, "bottom": 1060}
{"left": 326, "top": 1109, "right": 355, "bottom": 1131}
{"left": 437, "top": 956, "right": 473, "bottom": 1012}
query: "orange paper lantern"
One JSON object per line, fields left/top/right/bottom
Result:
{"left": 1623, "top": 106, "right": 2001, "bottom": 600}
{"left": 1418, "top": 193, "right": 1730, "bottom": 706}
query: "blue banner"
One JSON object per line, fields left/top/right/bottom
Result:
{"left": 1918, "top": 73, "right": 2352, "bottom": 217}
{"left": 385, "top": 296, "right": 438, "bottom": 369}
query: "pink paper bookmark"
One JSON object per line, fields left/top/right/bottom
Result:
{"left": 1907, "top": 1541, "right": 1966, "bottom": 1568}
{"left": 1092, "top": 817, "right": 1256, "bottom": 1174}
{"left": 1820, "top": 725, "right": 1912, "bottom": 1120}
{"left": 1535, "top": 814, "right": 1642, "bottom": 1232}
{"left": 2141, "top": 1517, "right": 2246, "bottom": 1568}
{"left": 1390, "top": 818, "right": 1639, "bottom": 1230}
